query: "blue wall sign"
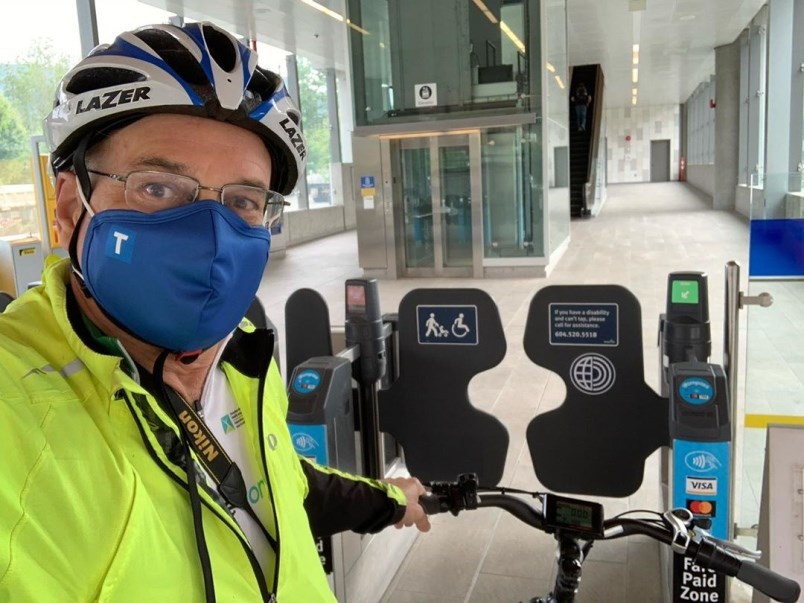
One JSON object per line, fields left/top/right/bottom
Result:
{"left": 288, "top": 423, "right": 328, "bottom": 465}
{"left": 360, "top": 176, "right": 375, "bottom": 189}
{"left": 749, "top": 218, "right": 804, "bottom": 277}
{"left": 549, "top": 303, "right": 619, "bottom": 346}
{"left": 292, "top": 369, "right": 322, "bottom": 395}
{"left": 416, "top": 305, "right": 478, "bottom": 345}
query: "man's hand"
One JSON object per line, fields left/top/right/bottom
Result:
{"left": 385, "top": 476, "right": 431, "bottom": 533}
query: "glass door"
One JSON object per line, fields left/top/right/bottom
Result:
{"left": 397, "top": 133, "right": 480, "bottom": 277}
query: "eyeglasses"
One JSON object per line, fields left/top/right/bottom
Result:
{"left": 87, "top": 169, "right": 288, "bottom": 227}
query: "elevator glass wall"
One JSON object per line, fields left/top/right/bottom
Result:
{"left": 347, "top": 0, "right": 536, "bottom": 126}
{"left": 348, "top": 0, "right": 570, "bottom": 277}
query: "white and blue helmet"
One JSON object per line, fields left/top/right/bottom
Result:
{"left": 45, "top": 21, "right": 306, "bottom": 195}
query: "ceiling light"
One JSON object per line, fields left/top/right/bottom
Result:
{"left": 346, "top": 19, "right": 369, "bottom": 35}
{"left": 472, "top": 0, "right": 498, "bottom": 24}
{"left": 632, "top": 87, "right": 637, "bottom": 95}
{"left": 554, "top": 75, "right": 565, "bottom": 89}
{"left": 632, "top": 96, "right": 637, "bottom": 105}
{"left": 632, "top": 68, "right": 639, "bottom": 83}
{"left": 299, "top": 0, "right": 343, "bottom": 22}
{"left": 500, "top": 21, "right": 525, "bottom": 54}
{"left": 546, "top": 62, "right": 556, "bottom": 73}
{"left": 679, "top": 14, "right": 696, "bottom": 21}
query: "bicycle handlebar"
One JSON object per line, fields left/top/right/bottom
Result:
{"left": 420, "top": 476, "right": 801, "bottom": 603}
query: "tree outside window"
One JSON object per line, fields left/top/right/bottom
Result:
{"left": 297, "top": 56, "right": 333, "bottom": 206}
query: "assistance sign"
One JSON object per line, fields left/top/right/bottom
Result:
{"left": 549, "top": 303, "right": 618, "bottom": 346}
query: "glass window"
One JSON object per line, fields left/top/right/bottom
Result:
{"left": 544, "top": 0, "right": 568, "bottom": 254}
{"left": 0, "top": 2, "right": 83, "bottom": 239}
{"left": 738, "top": 9, "right": 768, "bottom": 187}
{"left": 95, "top": 1, "right": 175, "bottom": 42}
{"left": 685, "top": 78, "right": 715, "bottom": 166}
{"left": 297, "top": 56, "right": 334, "bottom": 207}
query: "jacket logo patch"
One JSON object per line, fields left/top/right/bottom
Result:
{"left": 279, "top": 118, "right": 307, "bottom": 160}
{"left": 221, "top": 408, "right": 245, "bottom": 435}
{"left": 76, "top": 87, "right": 151, "bottom": 114}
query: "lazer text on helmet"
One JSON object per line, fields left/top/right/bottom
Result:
{"left": 75, "top": 87, "right": 151, "bottom": 114}
{"left": 279, "top": 118, "right": 307, "bottom": 160}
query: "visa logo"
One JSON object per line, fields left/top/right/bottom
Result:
{"left": 686, "top": 477, "right": 717, "bottom": 496}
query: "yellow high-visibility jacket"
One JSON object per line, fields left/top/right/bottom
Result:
{"left": 0, "top": 258, "right": 406, "bottom": 602}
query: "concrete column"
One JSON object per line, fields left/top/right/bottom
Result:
{"left": 713, "top": 40, "right": 741, "bottom": 210}
{"left": 764, "top": 0, "right": 795, "bottom": 218}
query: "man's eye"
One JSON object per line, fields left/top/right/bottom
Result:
{"left": 228, "top": 196, "right": 260, "bottom": 211}
{"left": 142, "top": 182, "right": 176, "bottom": 199}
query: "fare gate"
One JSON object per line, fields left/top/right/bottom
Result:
{"left": 282, "top": 274, "right": 741, "bottom": 603}
{"left": 659, "top": 272, "right": 732, "bottom": 603}
{"left": 283, "top": 281, "right": 511, "bottom": 601}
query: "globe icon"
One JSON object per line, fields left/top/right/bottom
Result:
{"left": 569, "top": 353, "right": 616, "bottom": 395}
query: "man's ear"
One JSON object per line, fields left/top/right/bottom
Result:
{"left": 54, "top": 171, "right": 84, "bottom": 249}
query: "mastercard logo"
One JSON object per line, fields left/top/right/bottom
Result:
{"left": 687, "top": 500, "right": 716, "bottom": 516}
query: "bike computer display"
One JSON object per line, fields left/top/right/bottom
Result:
{"left": 541, "top": 493, "right": 604, "bottom": 536}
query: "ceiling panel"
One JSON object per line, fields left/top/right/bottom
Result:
{"left": 144, "top": 0, "right": 766, "bottom": 109}
{"left": 145, "top": 0, "right": 351, "bottom": 70}
{"left": 568, "top": 0, "right": 766, "bottom": 108}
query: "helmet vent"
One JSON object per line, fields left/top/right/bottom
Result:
{"left": 65, "top": 67, "right": 145, "bottom": 95}
{"left": 133, "top": 28, "right": 209, "bottom": 87}
{"left": 245, "top": 68, "right": 282, "bottom": 109}
{"left": 201, "top": 24, "right": 237, "bottom": 72}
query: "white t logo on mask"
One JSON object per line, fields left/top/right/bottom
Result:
{"left": 112, "top": 231, "right": 130, "bottom": 255}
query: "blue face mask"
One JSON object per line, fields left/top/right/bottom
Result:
{"left": 80, "top": 201, "right": 271, "bottom": 352}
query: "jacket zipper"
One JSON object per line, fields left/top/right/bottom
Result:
{"left": 255, "top": 370, "right": 283, "bottom": 596}
{"left": 121, "top": 391, "right": 274, "bottom": 601}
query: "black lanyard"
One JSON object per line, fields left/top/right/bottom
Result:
{"left": 163, "top": 386, "right": 252, "bottom": 510}
{"left": 162, "top": 384, "right": 278, "bottom": 549}
{"left": 148, "top": 351, "right": 276, "bottom": 603}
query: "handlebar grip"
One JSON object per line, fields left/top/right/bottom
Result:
{"left": 418, "top": 493, "right": 444, "bottom": 515}
{"left": 736, "top": 561, "right": 801, "bottom": 603}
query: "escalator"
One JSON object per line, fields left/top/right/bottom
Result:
{"left": 569, "top": 64, "right": 604, "bottom": 217}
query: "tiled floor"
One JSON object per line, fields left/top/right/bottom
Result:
{"left": 259, "top": 181, "right": 758, "bottom": 602}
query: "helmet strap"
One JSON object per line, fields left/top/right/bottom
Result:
{"left": 67, "top": 135, "right": 96, "bottom": 296}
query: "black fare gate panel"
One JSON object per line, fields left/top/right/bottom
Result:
{"left": 523, "top": 285, "right": 669, "bottom": 497}
{"left": 379, "top": 289, "right": 509, "bottom": 486}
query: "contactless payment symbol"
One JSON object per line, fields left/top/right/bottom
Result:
{"left": 684, "top": 451, "right": 721, "bottom": 473}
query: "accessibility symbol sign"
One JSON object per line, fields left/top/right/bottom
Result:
{"left": 416, "top": 305, "right": 478, "bottom": 345}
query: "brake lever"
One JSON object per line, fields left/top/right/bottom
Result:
{"left": 690, "top": 527, "right": 763, "bottom": 561}
{"left": 663, "top": 508, "right": 691, "bottom": 553}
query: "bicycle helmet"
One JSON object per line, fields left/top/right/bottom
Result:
{"left": 44, "top": 21, "right": 305, "bottom": 195}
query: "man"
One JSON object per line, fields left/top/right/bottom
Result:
{"left": 571, "top": 83, "right": 592, "bottom": 132}
{"left": 0, "top": 22, "right": 428, "bottom": 602}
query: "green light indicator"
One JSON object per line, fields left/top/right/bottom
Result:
{"left": 672, "top": 280, "right": 699, "bottom": 304}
